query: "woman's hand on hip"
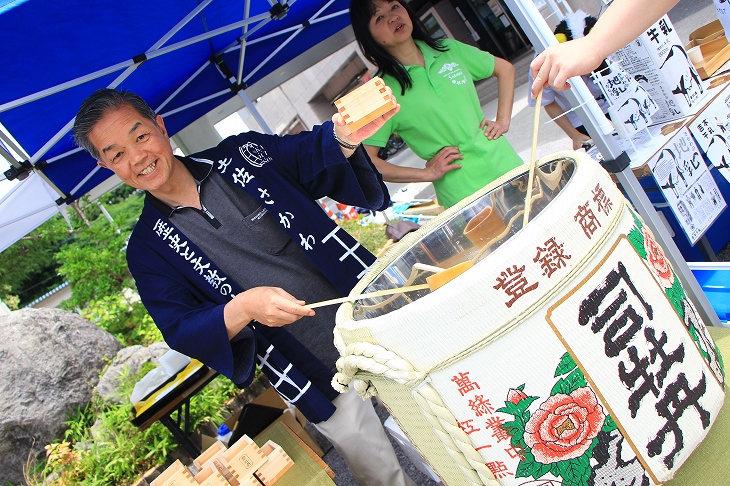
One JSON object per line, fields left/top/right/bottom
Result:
{"left": 425, "top": 146, "right": 463, "bottom": 181}
{"left": 481, "top": 118, "right": 510, "bottom": 140}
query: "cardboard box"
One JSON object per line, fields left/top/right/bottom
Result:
{"left": 201, "top": 387, "right": 325, "bottom": 457}
{"left": 614, "top": 15, "right": 707, "bottom": 123}
{"left": 689, "top": 19, "right": 724, "bottom": 44}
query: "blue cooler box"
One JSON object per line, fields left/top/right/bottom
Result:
{"left": 689, "top": 262, "right": 730, "bottom": 324}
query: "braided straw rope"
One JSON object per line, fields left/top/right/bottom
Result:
{"left": 332, "top": 342, "right": 426, "bottom": 395}
{"left": 413, "top": 384, "right": 501, "bottom": 485}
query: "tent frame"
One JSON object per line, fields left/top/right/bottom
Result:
{"left": 1, "top": 0, "right": 284, "bottom": 179}
{"left": 0, "top": 0, "right": 352, "bottom": 253}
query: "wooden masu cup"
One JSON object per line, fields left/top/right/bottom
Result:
{"left": 463, "top": 206, "right": 508, "bottom": 248}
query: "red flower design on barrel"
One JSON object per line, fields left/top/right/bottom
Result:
{"left": 507, "top": 388, "right": 528, "bottom": 405}
{"left": 523, "top": 387, "right": 605, "bottom": 463}
{"left": 643, "top": 230, "right": 674, "bottom": 288}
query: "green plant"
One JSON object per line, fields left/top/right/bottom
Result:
{"left": 0, "top": 214, "right": 71, "bottom": 307}
{"left": 80, "top": 292, "right": 162, "bottom": 346}
{"left": 56, "top": 222, "right": 131, "bottom": 310}
{"left": 104, "top": 184, "right": 138, "bottom": 205}
{"left": 105, "top": 191, "right": 145, "bottom": 233}
{"left": 0, "top": 284, "right": 20, "bottom": 310}
{"left": 337, "top": 215, "right": 388, "bottom": 254}
{"left": 187, "top": 377, "right": 239, "bottom": 430}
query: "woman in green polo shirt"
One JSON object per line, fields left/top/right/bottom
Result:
{"left": 350, "top": 0, "right": 524, "bottom": 209}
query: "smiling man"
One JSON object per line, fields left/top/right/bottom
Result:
{"left": 73, "top": 88, "right": 416, "bottom": 486}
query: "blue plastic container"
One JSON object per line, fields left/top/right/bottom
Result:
{"left": 689, "top": 263, "right": 730, "bottom": 324}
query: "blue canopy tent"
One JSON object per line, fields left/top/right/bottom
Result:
{"left": 0, "top": 0, "right": 354, "bottom": 252}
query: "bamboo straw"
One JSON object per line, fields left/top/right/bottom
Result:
{"left": 523, "top": 88, "right": 543, "bottom": 228}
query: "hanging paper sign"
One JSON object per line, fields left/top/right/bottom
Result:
{"left": 593, "top": 61, "right": 659, "bottom": 138}
{"left": 614, "top": 16, "right": 706, "bottom": 123}
{"left": 687, "top": 85, "right": 730, "bottom": 184}
{"left": 647, "top": 127, "right": 726, "bottom": 244}
{"left": 714, "top": 0, "right": 730, "bottom": 35}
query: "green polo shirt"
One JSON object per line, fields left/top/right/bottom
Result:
{"left": 366, "top": 39, "right": 523, "bottom": 208}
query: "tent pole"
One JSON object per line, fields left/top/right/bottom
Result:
{"left": 503, "top": 0, "right": 722, "bottom": 327}
{"left": 237, "top": 91, "right": 273, "bottom": 135}
{"left": 236, "top": 0, "right": 252, "bottom": 86}
{"left": 0, "top": 125, "right": 66, "bottom": 199}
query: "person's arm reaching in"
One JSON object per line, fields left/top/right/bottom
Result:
{"left": 531, "top": 0, "right": 681, "bottom": 97}
{"left": 482, "top": 57, "right": 516, "bottom": 140}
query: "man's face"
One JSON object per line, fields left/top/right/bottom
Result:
{"left": 89, "top": 105, "right": 176, "bottom": 193}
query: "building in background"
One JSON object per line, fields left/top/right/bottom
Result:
{"left": 171, "top": 0, "right": 581, "bottom": 155}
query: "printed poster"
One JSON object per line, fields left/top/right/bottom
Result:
{"left": 687, "top": 88, "right": 730, "bottom": 184}
{"left": 647, "top": 127, "right": 726, "bottom": 244}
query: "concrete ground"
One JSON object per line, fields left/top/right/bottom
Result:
{"left": 323, "top": 2, "right": 725, "bottom": 485}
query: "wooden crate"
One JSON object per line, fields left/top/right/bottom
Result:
{"left": 254, "top": 440, "right": 294, "bottom": 485}
{"left": 192, "top": 440, "right": 226, "bottom": 472}
{"left": 334, "top": 77, "right": 396, "bottom": 132}
{"left": 150, "top": 460, "right": 197, "bottom": 486}
{"left": 214, "top": 436, "right": 267, "bottom": 482}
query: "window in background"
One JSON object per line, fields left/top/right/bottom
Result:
{"left": 214, "top": 112, "right": 249, "bottom": 139}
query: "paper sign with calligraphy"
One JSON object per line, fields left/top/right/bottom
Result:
{"left": 546, "top": 235, "right": 724, "bottom": 483}
{"left": 688, "top": 86, "right": 730, "bottom": 184}
{"left": 613, "top": 15, "right": 706, "bottom": 123}
{"left": 647, "top": 127, "right": 726, "bottom": 244}
{"left": 593, "top": 61, "right": 658, "bottom": 138}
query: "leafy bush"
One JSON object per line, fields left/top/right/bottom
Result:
{"left": 337, "top": 215, "right": 388, "bottom": 254}
{"left": 81, "top": 292, "right": 162, "bottom": 346}
{"left": 56, "top": 222, "right": 132, "bottom": 310}
{"left": 0, "top": 215, "right": 71, "bottom": 307}
{"left": 104, "top": 184, "right": 138, "bottom": 205}
{"left": 105, "top": 192, "right": 144, "bottom": 233}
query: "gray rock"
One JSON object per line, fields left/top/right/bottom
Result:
{"left": 0, "top": 308, "right": 122, "bottom": 485}
{"left": 95, "top": 342, "right": 170, "bottom": 403}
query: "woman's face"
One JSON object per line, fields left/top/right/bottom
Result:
{"left": 368, "top": 0, "right": 413, "bottom": 49}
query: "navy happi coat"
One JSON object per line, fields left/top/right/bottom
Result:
{"left": 126, "top": 121, "right": 389, "bottom": 422}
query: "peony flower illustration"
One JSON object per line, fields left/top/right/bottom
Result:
{"left": 507, "top": 388, "right": 528, "bottom": 405}
{"left": 643, "top": 230, "right": 674, "bottom": 288}
{"left": 524, "top": 387, "right": 605, "bottom": 464}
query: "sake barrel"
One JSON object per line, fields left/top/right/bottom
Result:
{"left": 333, "top": 151, "right": 725, "bottom": 486}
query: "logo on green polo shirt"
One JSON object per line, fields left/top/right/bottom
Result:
{"left": 438, "top": 62, "right": 467, "bottom": 85}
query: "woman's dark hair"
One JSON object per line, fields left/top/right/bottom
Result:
{"left": 350, "top": 0, "right": 448, "bottom": 95}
